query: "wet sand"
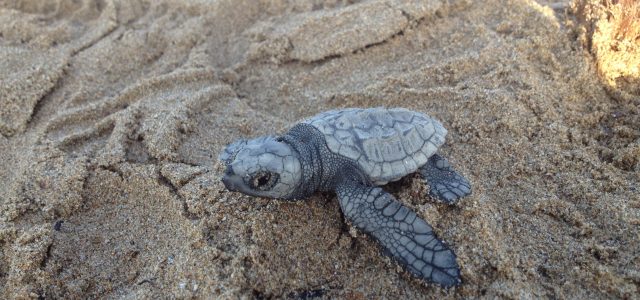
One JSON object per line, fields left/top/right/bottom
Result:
{"left": 0, "top": 0, "right": 638, "bottom": 298}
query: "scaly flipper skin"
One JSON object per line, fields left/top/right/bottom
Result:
{"left": 336, "top": 181, "right": 461, "bottom": 287}
{"left": 419, "top": 154, "right": 471, "bottom": 204}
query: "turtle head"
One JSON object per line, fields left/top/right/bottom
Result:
{"left": 219, "top": 136, "right": 302, "bottom": 199}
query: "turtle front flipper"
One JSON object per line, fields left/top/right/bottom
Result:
{"left": 336, "top": 182, "right": 461, "bottom": 287}
{"left": 419, "top": 153, "right": 471, "bottom": 204}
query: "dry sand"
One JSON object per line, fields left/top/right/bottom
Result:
{"left": 0, "top": 0, "right": 638, "bottom": 298}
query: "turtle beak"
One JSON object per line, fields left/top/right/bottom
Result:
{"left": 221, "top": 165, "right": 241, "bottom": 192}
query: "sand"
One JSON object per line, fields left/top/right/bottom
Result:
{"left": 0, "top": 0, "right": 638, "bottom": 298}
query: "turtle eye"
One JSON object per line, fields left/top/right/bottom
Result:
{"left": 251, "top": 171, "right": 278, "bottom": 191}
{"left": 254, "top": 173, "right": 270, "bottom": 187}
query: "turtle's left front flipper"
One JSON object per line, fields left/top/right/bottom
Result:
{"left": 336, "top": 182, "right": 461, "bottom": 287}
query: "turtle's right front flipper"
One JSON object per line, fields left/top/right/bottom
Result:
{"left": 336, "top": 182, "right": 461, "bottom": 287}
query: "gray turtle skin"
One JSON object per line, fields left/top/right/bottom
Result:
{"left": 220, "top": 107, "right": 471, "bottom": 287}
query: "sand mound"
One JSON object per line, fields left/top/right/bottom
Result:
{"left": 0, "top": 47, "right": 67, "bottom": 137}
{"left": 1, "top": 0, "right": 637, "bottom": 298}
{"left": 573, "top": 0, "right": 640, "bottom": 102}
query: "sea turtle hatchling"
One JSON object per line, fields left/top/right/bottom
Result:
{"left": 219, "top": 107, "right": 471, "bottom": 287}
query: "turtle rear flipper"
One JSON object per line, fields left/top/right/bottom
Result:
{"left": 336, "top": 181, "right": 461, "bottom": 287}
{"left": 420, "top": 154, "right": 471, "bottom": 204}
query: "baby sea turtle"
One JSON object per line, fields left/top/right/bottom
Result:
{"left": 219, "top": 107, "right": 471, "bottom": 287}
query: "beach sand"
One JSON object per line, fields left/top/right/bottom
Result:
{"left": 0, "top": 0, "right": 638, "bottom": 298}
